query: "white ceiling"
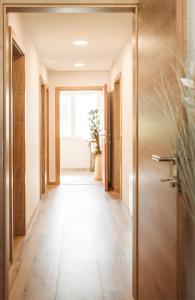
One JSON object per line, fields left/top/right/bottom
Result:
{"left": 19, "top": 13, "right": 132, "bottom": 71}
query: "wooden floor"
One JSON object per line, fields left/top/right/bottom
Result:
{"left": 9, "top": 184, "right": 133, "bottom": 300}
{"left": 60, "top": 170, "right": 102, "bottom": 185}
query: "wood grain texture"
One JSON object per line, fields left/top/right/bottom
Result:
{"left": 9, "top": 182, "right": 132, "bottom": 300}
{"left": 12, "top": 44, "right": 26, "bottom": 236}
{"left": 40, "top": 80, "right": 49, "bottom": 195}
{"left": 110, "top": 80, "right": 121, "bottom": 195}
{"left": 102, "top": 84, "right": 109, "bottom": 191}
{"left": 137, "top": 1, "right": 186, "bottom": 299}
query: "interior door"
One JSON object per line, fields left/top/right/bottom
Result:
{"left": 8, "top": 28, "right": 26, "bottom": 265}
{"left": 102, "top": 84, "right": 110, "bottom": 191}
{"left": 136, "top": 1, "right": 185, "bottom": 299}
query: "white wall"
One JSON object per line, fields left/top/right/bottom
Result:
{"left": 8, "top": 14, "right": 48, "bottom": 227}
{"left": 61, "top": 138, "right": 90, "bottom": 170}
{"left": 109, "top": 35, "right": 133, "bottom": 210}
{"left": 48, "top": 71, "right": 109, "bottom": 181}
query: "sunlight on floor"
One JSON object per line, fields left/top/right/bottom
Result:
{"left": 60, "top": 170, "right": 102, "bottom": 185}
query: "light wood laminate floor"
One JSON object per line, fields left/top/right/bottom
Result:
{"left": 60, "top": 170, "right": 102, "bottom": 185}
{"left": 9, "top": 184, "right": 133, "bottom": 300}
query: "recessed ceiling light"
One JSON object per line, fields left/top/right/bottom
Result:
{"left": 72, "top": 40, "right": 88, "bottom": 46}
{"left": 74, "top": 63, "right": 85, "bottom": 67}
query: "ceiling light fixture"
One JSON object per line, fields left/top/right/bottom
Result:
{"left": 74, "top": 63, "right": 85, "bottom": 67}
{"left": 72, "top": 40, "right": 88, "bottom": 46}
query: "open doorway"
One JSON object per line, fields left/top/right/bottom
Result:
{"left": 6, "top": 7, "right": 136, "bottom": 300}
{"left": 9, "top": 33, "right": 26, "bottom": 262}
{"left": 56, "top": 87, "right": 104, "bottom": 185}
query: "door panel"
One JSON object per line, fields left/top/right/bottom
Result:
{"left": 137, "top": 0, "right": 184, "bottom": 299}
{"left": 13, "top": 47, "right": 26, "bottom": 236}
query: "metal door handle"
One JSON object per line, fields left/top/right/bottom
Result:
{"left": 152, "top": 155, "right": 176, "bottom": 164}
{"left": 160, "top": 176, "right": 177, "bottom": 188}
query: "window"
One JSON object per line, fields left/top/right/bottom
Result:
{"left": 60, "top": 93, "right": 71, "bottom": 137}
{"left": 60, "top": 90, "right": 102, "bottom": 138}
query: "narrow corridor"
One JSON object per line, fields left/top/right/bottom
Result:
{"left": 9, "top": 184, "right": 132, "bottom": 300}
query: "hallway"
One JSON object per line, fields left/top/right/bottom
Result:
{"left": 9, "top": 184, "right": 132, "bottom": 300}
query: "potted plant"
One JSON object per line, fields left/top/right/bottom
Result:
{"left": 88, "top": 109, "right": 102, "bottom": 180}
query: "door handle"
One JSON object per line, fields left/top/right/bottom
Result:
{"left": 160, "top": 176, "right": 177, "bottom": 188}
{"left": 152, "top": 155, "right": 176, "bottom": 165}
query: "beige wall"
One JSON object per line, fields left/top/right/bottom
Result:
{"left": 109, "top": 35, "right": 133, "bottom": 210}
{"left": 48, "top": 71, "right": 109, "bottom": 181}
{"left": 8, "top": 13, "right": 48, "bottom": 227}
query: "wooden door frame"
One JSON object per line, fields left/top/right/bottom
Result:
{"left": 2, "top": 4, "right": 137, "bottom": 300}
{"left": 40, "top": 77, "right": 49, "bottom": 197}
{"left": 103, "top": 83, "right": 109, "bottom": 191}
{"left": 46, "top": 87, "right": 50, "bottom": 185}
{"left": 55, "top": 86, "right": 103, "bottom": 185}
{"left": 2, "top": 3, "right": 187, "bottom": 300}
{"left": 113, "top": 73, "right": 122, "bottom": 199}
{"left": 8, "top": 27, "right": 26, "bottom": 265}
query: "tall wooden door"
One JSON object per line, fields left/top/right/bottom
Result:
{"left": 7, "top": 32, "right": 26, "bottom": 274}
{"left": 102, "top": 84, "right": 110, "bottom": 191}
{"left": 8, "top": 28, "right": 26, "bottom": 266}
{"left": 136, "top": 0, "right": 185, "bottom": 299}
{"left": 12, "top": 43, "right": 26, "bottom": 237}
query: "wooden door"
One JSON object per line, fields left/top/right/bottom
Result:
{"left": 9, "top": 31, "right": 26, "bottom": 264}
{"left": 102, "top": 84, "right": 110, "bottom": 191}
{"left": 136, "top": 0, "right": 185, "bottom": 299}
{"left": 12, "top": 43, "right": 26, "bottom": 237}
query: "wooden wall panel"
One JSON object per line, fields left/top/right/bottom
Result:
{"left": 137, "top": 0, "right": 185, "bottom": 299}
